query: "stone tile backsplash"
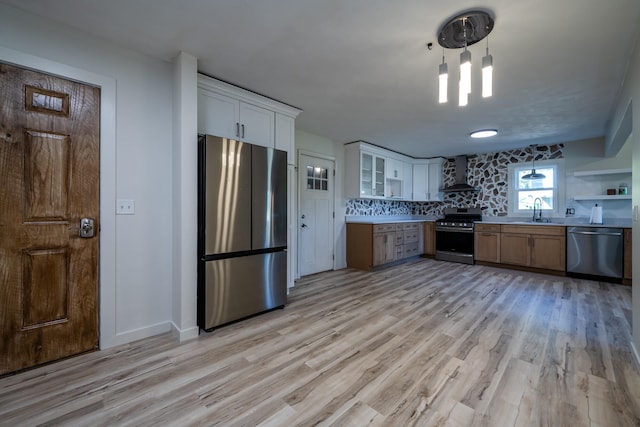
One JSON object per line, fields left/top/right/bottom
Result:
{"left": 346, "top": 144, "right": 565, "bottom": 217}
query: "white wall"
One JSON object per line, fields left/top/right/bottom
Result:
{"left": 563, "top": 137, "right": 633, "bottom": 220}
{"left": 606, "top": 27, "right": 640, "bottom": 364}
{"left": 0, "top": 4, "right": 175, "bottom": 347}
{"left": 295, "top": 130, "right": 348, "bottom": 271}
{"left": 171, "top": 53, "right": 199, "bottom": 341}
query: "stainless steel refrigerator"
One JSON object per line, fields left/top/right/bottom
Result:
{"left": 198, "top": 134, "right": 287, "bottom": 331}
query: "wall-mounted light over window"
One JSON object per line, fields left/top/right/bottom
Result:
{"left": 437, "top": 10, "right": 494, "bottom": 106}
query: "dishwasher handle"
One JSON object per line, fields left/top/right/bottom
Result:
{"left": 568, "top": 230, "right": 622, "bottom": 237}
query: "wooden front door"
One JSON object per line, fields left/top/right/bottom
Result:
{"left": 0, "top": 62, "right": 100, "bottom": 375}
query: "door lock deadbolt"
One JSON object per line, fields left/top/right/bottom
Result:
{"left": 80, "top": 218, "right": 95, "bottom": 238}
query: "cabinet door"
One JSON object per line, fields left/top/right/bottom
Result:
{"left": 624, "top": 228, "right": 632, "bottom": 280}
{"left": 373, "top": 231, "right": 396, "bottom": 266}
{"left": 197, "top": 89, "right": 240, "bottom": 139}
{"left": 500, "top": 233, "right": 530, "bottom": 266}
{"left": 530, "top": 235, "right": 565, "bottom": 271}
{"left": 385, "top": 158, "right": 402, "bottom": 180}
{"left": 412, "top": 163, "right": 428, "bottom": 201}
{"left": 373, "top": 156, "right": 386, "bottom": 197}
{"left": 275, "top": 113, "right": 294, "bottom": 164}
{"left": 402, "top": 162, "right": 413, "bottom": 200}
{"left": 474, "top": 231, "right": 500, "bottom": 263}
{"left": 427, "top": 159, "right": 444, "bottom": 201}
{"left": 423, "top": 222, "right": 435, "bottom": 255}
{"left": 239, "top": 102, "right": 274, "bottom": 147}
{"left": 360, "top": 152, "right": 374, "bottom": 197}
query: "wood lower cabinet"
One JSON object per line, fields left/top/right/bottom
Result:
{"left": 423, "top": 222, "right": 436, "bottom": 256}
{"left": 500, "top": 225, "right": 566, "bottom": 271}
{"left": 624, "top": 228, "right": 632, "bottom": 282}
{"left": 474, "top": 224, "right": 501, "bottom": 263}
{"left": 347, "top": 222, "right": 424, "bottom": 270}
{"left": 400, "top": 223, "right": 423, "bottom": 258}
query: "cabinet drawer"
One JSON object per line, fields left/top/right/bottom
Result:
{"left": 396, "top": 246, "right": 404, "bottom": 260}
{"left": 475, "top": 223, "right": 500, "bottom": 233}
{"left": 403, "top": 231, "right": 419, "bottom": 244}
{"left": 402, "top": 223, "right": 420, "bottom": 231}
{"left": 403, "top": 242, "right": 420, "bottom": 257}
{"left": 373, "top": 223, "right": 396, "bottom": 233}
{"left": 501, "top": 225, "right": 565, "bottom": 236}
{"left": 395, "top": 232, "right": 404, "bottom": 245}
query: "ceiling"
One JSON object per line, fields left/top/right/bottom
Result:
{"left": 4, "top": 0, "right": 640, "bottom": 158}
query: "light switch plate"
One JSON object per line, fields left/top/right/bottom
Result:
{"left": 116, "top": 199, "right": 135, "bottom": 215}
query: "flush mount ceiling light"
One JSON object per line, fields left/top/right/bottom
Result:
{"left": 437, "top": 10, "right": 494, "bottom": 106}
{"left": 521, "top": 144, "right": 547, "bottom": 180}
{"left": 470, "top": 129, "right": 497, "bottom": 138}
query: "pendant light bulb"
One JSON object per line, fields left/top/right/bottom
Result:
{"left": 439, "top": 59, "right": 448, "bottom": 104}
{"left": 460, "top": 49, "right": 471, "bottom": 96}
{"left": 482, "top": 40, "right": 493, "bottom": 98}
{"left": 458, "top": 78, "right": 468, "bottom": 106}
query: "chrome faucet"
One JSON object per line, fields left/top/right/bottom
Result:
{"left": 532, "top": 197, "right": 543, "bottom": 222}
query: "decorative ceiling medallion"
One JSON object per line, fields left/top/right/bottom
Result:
{"left": 438, "top": 11, "right": 494, "bottom": 49}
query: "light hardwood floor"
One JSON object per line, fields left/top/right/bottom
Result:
{"left": 1, "top": 258, "right": 639, "bottom": 426}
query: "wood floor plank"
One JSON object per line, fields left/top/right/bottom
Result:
{"left": 0, "top": 259, "right": 639, "bottom": 426}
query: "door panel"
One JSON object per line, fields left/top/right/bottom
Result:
{"left": 203, "top": 136, "right": 251, "bottom": 254}
{"left": 0, "top": 62, "right": 100, "bottom": 375}
{"left": 298, "top": 154, "right": 334, "bottom": 276}
{"left": 24, "top": 130, "right": 70, "bottom": 220}
{"left": 203, "top": 252, "right": 286, "bottom": 330}
{"left": 251, "top": 145, "right": 287, "bottom": 250}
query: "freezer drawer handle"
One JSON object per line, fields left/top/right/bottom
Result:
{"left": 569, "top": 230, "right": 622, "bottom": 237}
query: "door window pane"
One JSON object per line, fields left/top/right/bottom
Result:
{"left": 306, "top": 165, "right": 329, "bottom": 191}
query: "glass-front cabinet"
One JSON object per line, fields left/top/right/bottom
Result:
{"left": 360, "top": 151, "right": 385, "bottom": 198}
{"left": 344, "top": 141, "right": 413, "bottom": 200}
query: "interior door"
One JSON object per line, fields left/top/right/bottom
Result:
{"left": 0, "top": 62, "right": 100, "bottom": 375}
{"left": 298, "top": 154, "right": 334, "bottom": 276}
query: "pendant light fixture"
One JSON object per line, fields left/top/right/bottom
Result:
{"left": 437, "top": 10, "right": 494, "bottom": 106}
{"left": 438, "top": 48, "right": 448, "bottom": 103}
{"left": 459, "top": 19, "right": 472, "bottom": 103}
{"left": 521, "top": 145, "right": 546, "bottom": 180}
{"left": 482, "top": 38, "right": 493, "bottom": 98}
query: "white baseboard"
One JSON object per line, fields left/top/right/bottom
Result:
{"left": 171, "top": 322, "right": 200, "bottom": 342}
{"left": 100, "top": 321, "right": 172, "bottom": 349}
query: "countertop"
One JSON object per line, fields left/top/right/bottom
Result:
{"left": 345, "top": 215, "right": 632, "bottom": 228}
{"left": 345, "top": 215, "right": 437, "bottom": 224}
{"left": 481, "top": 218, "right": 632, "bottom": 228}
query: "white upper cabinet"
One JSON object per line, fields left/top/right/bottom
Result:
{"left": 275, "top": 113, "right": 295, "bottom": 164}
{"left": 385, "top": 158, "right": 403, "bottom": 199}
{"left": 402, "top": 161, "right": 413, "bottom": 200}
{"left": 238, "top": 102, "right": 274, "bottom": 147}
{"left": 345, "top": 142, "right": 387, "bottom": 199}
{"left": 412, "top": 158, "right": 444, "bottom": 201}
{"left": 345, "top": 141, "right": 414, "bottom": 200}
{"left": 197, "top": 90, "right": 239, "bottom": 140}
{"left": 197, "top": 74, "right": 300, "bottom": 153}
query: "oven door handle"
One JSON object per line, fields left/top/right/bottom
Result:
{"left": 436, "top": 226, "right": 474, "bottom": 233}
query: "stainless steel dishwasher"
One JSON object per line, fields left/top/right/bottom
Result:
{"left": 566, "top": 227, "right": 623, "bottom": 280}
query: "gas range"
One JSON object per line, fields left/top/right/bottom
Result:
{"left": 435, "top": 208, "right": 483, "bottom": 230}
{"left": 435, "top": 208, "right": 482, "bottom": 265}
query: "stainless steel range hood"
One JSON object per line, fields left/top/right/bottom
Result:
{"left": 441, "top": 155, "right": 478, "bottom": 192}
